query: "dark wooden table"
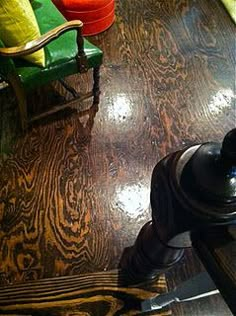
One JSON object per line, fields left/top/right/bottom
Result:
{"left": 0, "top": 0, "right": 235, "bottom": 315}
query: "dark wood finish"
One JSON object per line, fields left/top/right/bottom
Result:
{"left": 120, "top": 221, "right": 184, "bottom": 282}
{"left": 7, "top": 74, "right": 28, "bottom": 131}
{"left": 29, "top": 92, "right": 93, "bottom": 123}
{"left": 93, "top": 66, "right": 101, "bottom": 104}
{"left": 76, "top": 30, "right": 89, "bottom": 74}
{"left": 166, "top": 248, "right": 232, "bottom": 316}
{"left": 0, "top": 0, "right": 235, "bottom": 315}
{"left": 0, "top": 270, "right": 169, "bottom": 315}
{"left": 192, "top": 226, "right": 236, "bottom": 314}
{"left": 122, "top": 127, "right": 236, "bottom": 305}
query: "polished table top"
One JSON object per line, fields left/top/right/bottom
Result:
{"left": 0, "top": 0, "right": 235, "bottom": 315}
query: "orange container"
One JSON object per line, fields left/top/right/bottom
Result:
{"left": 52, "top": 0, "right": 115, "bottom": 36}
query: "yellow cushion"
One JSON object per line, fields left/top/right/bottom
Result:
{"left": 221, "top": 0, "right": 236, "bottom": 23}
{"left": 0, "top": 0, "right": 45, "bottom": 67}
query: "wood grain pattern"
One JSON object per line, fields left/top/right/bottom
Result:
{"left": 0, "top": 0, "right": 235, "bottom": 315}
{"left": 0, "top": 270, "right": 169, "bottom": 315}
{"left": 192, "top": 227, "right": 236, "bottom": 314}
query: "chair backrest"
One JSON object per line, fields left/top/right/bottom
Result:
{"left": 0, "top": 39, "right": 16, "bottom": 80}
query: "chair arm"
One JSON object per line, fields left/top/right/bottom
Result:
{"left": 0, "top": 20, "right": 88, "bottom": 72}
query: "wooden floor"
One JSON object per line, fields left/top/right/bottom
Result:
{"left": 0, "top": 0, "right": 235, "bottom": 315}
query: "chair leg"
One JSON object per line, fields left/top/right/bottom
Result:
{"left": 93, "top": 66, "right": 101, "bottom": 104}
{"left": 17, "top": 93, "right": 28, "bottom": 132}
{"left": 9, "top": 76, "right": 28, "bottom": 131}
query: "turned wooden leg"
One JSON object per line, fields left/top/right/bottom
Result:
{"left": 8, "top": 75, "right": 27, "bottom": 131}
{"left": 93, "top": 66, "right": 100, "bottom": 104}
{"left": 121, "top": 221, "right": 184, "bottom": 283}
{"left": 120, "top": 156, "right": 186, "bottom": 284}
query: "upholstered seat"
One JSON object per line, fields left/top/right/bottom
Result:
{"left": 15, "top": 39, "right": 102, "bottom": 91}
{"left": 0, "top": 0, "right": 103, "bottom": 130}
{"left": 14, "top": 0, "right": 103, "bottom": 91}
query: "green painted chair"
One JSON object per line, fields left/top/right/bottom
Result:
{"left": 0, "top": 0, "right": 103, "bottom": 131}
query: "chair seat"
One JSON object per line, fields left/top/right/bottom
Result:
{"left": 15, "top": 0, "right": 103, "bottom": 91}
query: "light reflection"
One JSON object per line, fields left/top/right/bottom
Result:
{"left": 230, "top": 178, "right": 236, "bottom": 185}
{"left": 208, "top": 89, "right": 235, "bottom": 115}
{"left": 108, "top": 94, "right": 132, "bottom": 122}
{"left": 115, "top": 183, "right": 150, "bottom": 217}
